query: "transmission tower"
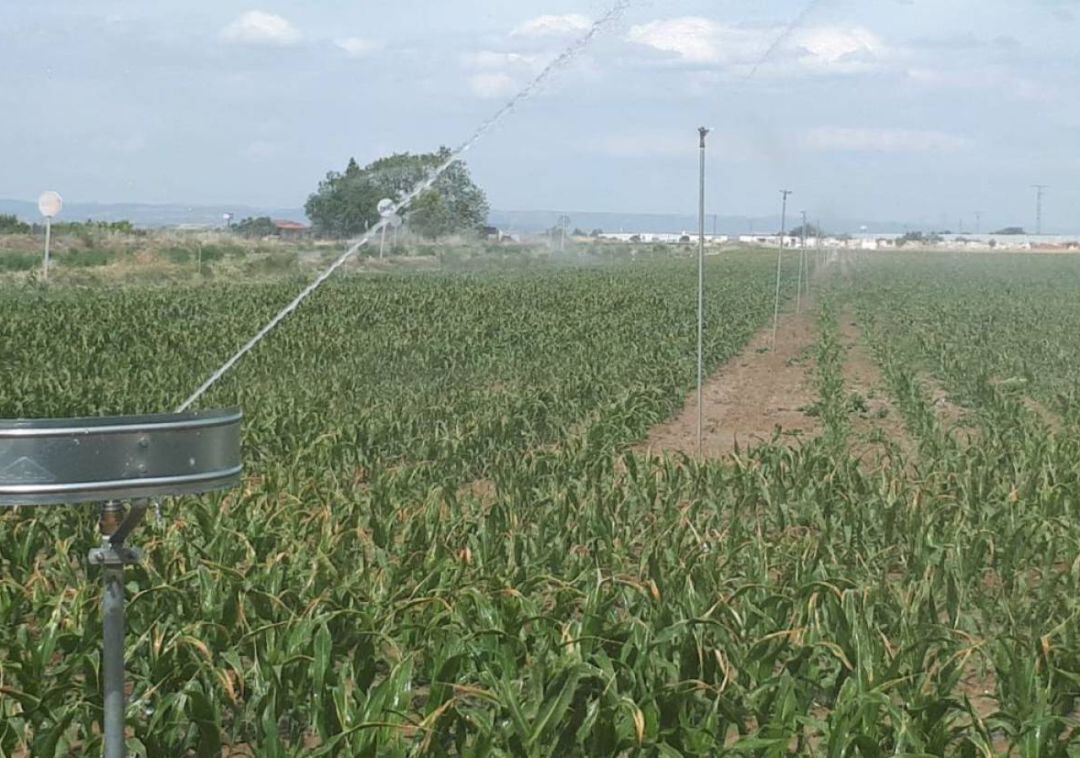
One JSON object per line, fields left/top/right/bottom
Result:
{"left": 1032, "top": 185, "right": 1048, "bottom": 235}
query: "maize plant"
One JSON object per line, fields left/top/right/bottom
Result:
{"left": 1, "top": 250, "right": 1078, "bottom": 754}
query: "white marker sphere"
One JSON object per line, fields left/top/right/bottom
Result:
{"left": 38, "top": 191, "right": 63, "bottom": 218}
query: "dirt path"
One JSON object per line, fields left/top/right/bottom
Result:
{"left": 639, "top": 307, "right": 822, "bottom": 459}
{"left": 839, "top": 313, "right": 916, "bottom": 467}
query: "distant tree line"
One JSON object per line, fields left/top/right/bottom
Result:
{"left": 897, "top": 231, "right": 944, "bottom": 246}
{"left": 0, "top": 214, "right": 29, "bottom": 234}
{"left": 0, "top": 215, "right": 136, "bottom": 235}
{"left": 788, "top": 223, "right": 825, "bottom": 239}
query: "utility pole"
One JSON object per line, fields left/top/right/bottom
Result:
{"left": 697, "top": 127, "right": 709, "bottom": 456}
{"left": 772, "top": 190, "right": 793, "bottom": 348}
{"left": 1032, "top": 185, "right": 1048, "bottom": 235}
{"left": 975, "top": 211, "right": 982, "bottom": 235}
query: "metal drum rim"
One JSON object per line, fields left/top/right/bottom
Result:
{"left": 0, "top": 408, "right": 242, "bottom": 438}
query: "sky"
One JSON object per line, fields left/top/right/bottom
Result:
{"left": 2, "top": 0, "right": 1079, "bottom": 231}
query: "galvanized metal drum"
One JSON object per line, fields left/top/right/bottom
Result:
{"left": 0, "top": 408, "right": 243, "bottom": 507}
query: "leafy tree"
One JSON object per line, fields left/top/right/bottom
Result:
{"left": 234, "top": 216, "right": 278, "bottom": 238}
{"left": 0, "top": 214, "right": 31, "bottom": 234}
{"left": 993, "top": 226, "right": 1026, "bottom": 235}
{"left": 409, "top": 191, "right": 453, "bottom": 239}
{"left": 305, "top": 148, "right": 489, "bottom": 239}
{"left": 897, "top": 231, "right": 944, "bottom": 247}
{"left": 789, "top": 223, "right": 825, "bottom": 239}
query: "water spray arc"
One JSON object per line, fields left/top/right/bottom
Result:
{"left": 177, "top": 0, "right": 632, "bottom": 413}
{"left": 746, "top": 0, "right": 833, "bottom": 80}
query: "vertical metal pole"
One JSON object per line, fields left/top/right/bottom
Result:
{"left": 380, "top": 224, "right": 387, "bottom": 259}
{"left": 1033, "top": 185, "right": 1047, "bottom": 236}
{"left": 43, "top": 217, "right": 52, "bottom": 282}
{"left": 697, "top": 127, "right": 709, "bottom": 456}
{"left": 772, "top": 190, "right": 791, "bottom": 348}
{"left": 102, "top": 564, "right": 126, "bottom": 758}
{"left": 801, "top": 211, "right": 809, "bottom": 310}
{"left": 95, "top": 499, "right": 128, "bottom": 758}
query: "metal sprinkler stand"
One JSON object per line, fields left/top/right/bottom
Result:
{"left": 0, "top": 409, "right": 243, "bottom": 758}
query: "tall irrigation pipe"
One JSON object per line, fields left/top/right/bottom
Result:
{"left": 176, "top": 0, "right": 631, "bottom": 413}
{"left": 697, "top": 127, "right": 709, "bottom": 455}
{"left": 772, "top": 190, "right": 792, "bottom": 349}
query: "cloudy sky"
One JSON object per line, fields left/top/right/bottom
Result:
{"left": 2, "top": 0, "right": 1078, "bottom": 230}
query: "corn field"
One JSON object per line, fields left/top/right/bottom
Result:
{"left": 2, "top": 251, "right": 1079, "bottom": 754}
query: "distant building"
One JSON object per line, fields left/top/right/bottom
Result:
{"left": 482, "top": 225, "right": 511, "bottom": 242}
{"left": 273, "top": 220, "right": 310, "bottom": 240}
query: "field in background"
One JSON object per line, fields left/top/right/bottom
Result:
{"left": 0, "top": 227, "right": 724, "bottom": 285}
{"left": 2, "top": 251, "right": 1079, "bottom": 754}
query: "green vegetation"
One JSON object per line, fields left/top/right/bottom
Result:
{"left": 1, "top": 251, "right": 1079, "bottom": 754}
{"left": 305, "top": 150, "right": 489, "bottom": 239}
{"left": 0, "top": 252, "right": 39, "bottom": 272}
{"left": 0, "top": 214, "right": 31, "bottom": 234}
{"left": 897, "top": 230, "right": 944, "bottom": 246}
{"left": 234, "top": 216, "right": 279, "bottom": 239}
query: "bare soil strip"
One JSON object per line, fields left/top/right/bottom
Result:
{"left": 1022, "top": 396, "right": 1063, "bottom": 433}
{"left": 839, "top": 313, "right": 916, "bottom": 467}
{"left": 920, "top": 374, "right": 972, "bottom": 434}
{"left": 640, "top": 308, "right": 822, "bottom": 459}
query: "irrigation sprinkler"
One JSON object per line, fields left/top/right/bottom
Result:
{"left": 38, "top": 191, "right": 63, "bottom": 282}
{"left": 697, "top": 127, "right": 709, "bottom": 456}
{"left": 772, "top": 190, "right": 792, "bottom": 349}
{"left": 0, "top": 409, "right": 243, "bottom": 758}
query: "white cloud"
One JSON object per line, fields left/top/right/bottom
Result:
{"left": 801, "top": 128, "right": 971, "bottom": 153}
{"left": 513, "top": 14, "right": 591, "bottom": 38}
{"left": 221, "top": 11, "right": 300, "bottom": 46}
{"left": 469, "top": 73, "right": 517, "bottom": 99}
{"left": 627, "top": 18, "right": 754, "bottom": 64}
{"left": 462, "top": 49, "right": 550, "bottom": 99}
{"left": 336, "top": 37, "right": 377, "bottom": 57}
{"left": 626, "top": 18, "right": 885, "bottom": 74}
{"left": 792, "top": 27, "right": 882, "bottom": 71}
